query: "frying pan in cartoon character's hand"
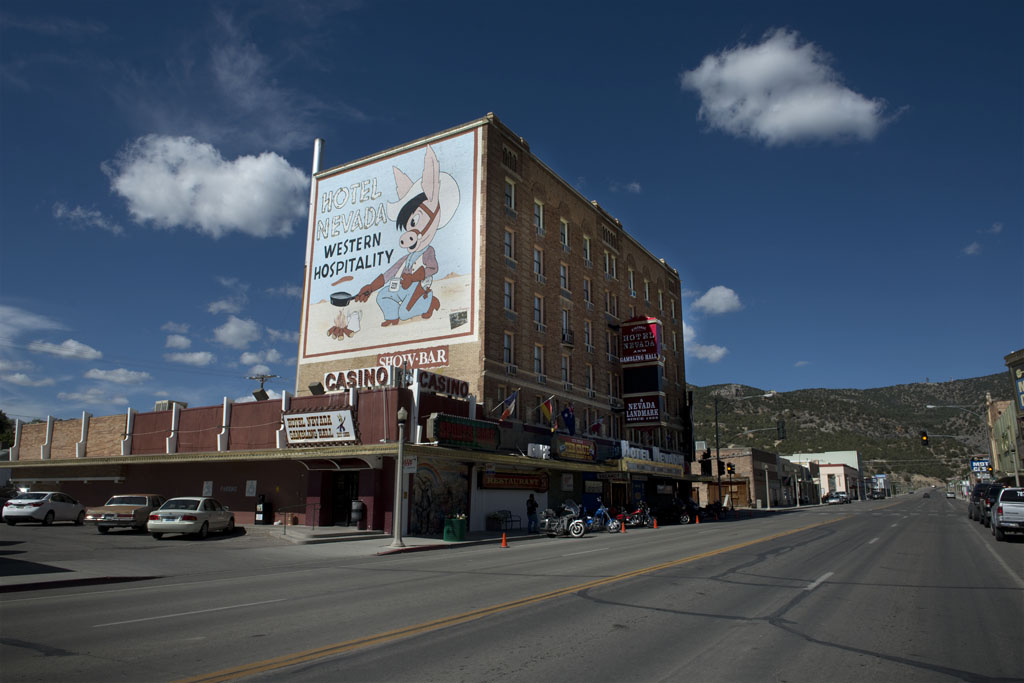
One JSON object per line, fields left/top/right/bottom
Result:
{"left": 330, "top": 291, "right": 355, "bottom": 307}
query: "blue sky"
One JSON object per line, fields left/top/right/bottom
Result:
{"left": 1, "top": 1, "right": 1021, "bottom": 422}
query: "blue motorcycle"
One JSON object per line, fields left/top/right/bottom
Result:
{"left": 581, "top": 497, "right": 621, "bottom": 533}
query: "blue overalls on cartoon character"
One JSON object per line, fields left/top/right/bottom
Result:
{"left": 355, "top": 145, "right": 459, "bottom": 326}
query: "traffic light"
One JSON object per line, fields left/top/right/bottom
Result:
{"left": 920, "top": 431, "right": 929, "bottom": 447}
{"left": 777, "top": 419, "right": 786, "bottom": 439}
{"left": 726, "top": 463, "right": 735, "bottom": 474}
{"left": 718, "top": 460, "right": 725, "bottom": 475}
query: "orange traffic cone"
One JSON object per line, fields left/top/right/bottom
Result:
{"left": 501, "top": 532, "right": 508, "bottom": 548}
{"left": 653, "top": 519, "right": 658, "bottom": 529}
{"left": 696, "top": 515, "right": 700, "bottom": 524}
{"left": 620, "top": 521, "right": 626, "bottom": 533}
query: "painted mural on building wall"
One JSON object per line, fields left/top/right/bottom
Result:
{"left": 410, "top": 459, "right": 469, "bottom": 535}
{"left": 300, "top": 130, "right": 479, "bottom": 365}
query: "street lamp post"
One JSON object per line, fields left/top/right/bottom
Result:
{"left": 390, "top": 406, "right": 409, "bottom": 548}
{"left": 714, "top": 391, "right": 775, "bottom": 506}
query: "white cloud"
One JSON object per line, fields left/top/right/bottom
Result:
{"left": 105, "top": 135, "right": 308, "bottom": 239}
{"left": 162, "top": 321, "right": 190, "bottom": 333}
{"left": 57, "top": 387, "right": 129, "bottom": 406}
{"left": 164, "top": 351, "right": 216, "bottom": 366}
{"left": 795, "top": 360, "right": 810, "bottom": 367}
{"left": 84, "top": 368, "right": 151, "bottom": 384}
{"left": 213, "top": 315, "right": 261, "bottom": 349}
{"left": 240, "top": 349, "right": 282, "bottom": 365}
{"left": 0, "top": 305, "right": 65, "bottom": 337}
{"left": 682, "top": 321, "right": 728, "bottom": 363}
{"left": 235, "top": 388, "right": 283, "bottom": 404}
{"left": 963, "top": 242, "right": 981, "bottom": 256}
{"left": 52, "top": 202, "right": 124, "bottom": 235}
{"left": 0, "top": 359, "right": 33, "bottom": 372}
{"left": 692, "top": 286, "right": 743, "bottom": 315}
{"left": 247, "top": 363, "right": 272, "bottom": 376}
{"left": 681, "top": 28, "right": 893, "bottom": 146}
{"left": 610, "top": 181, "right": 643, "bottom": 194}
{"left": 267, "top": 327, "right": 300, "bottom": 343}
{"left": 3, "top": 373, "right": 56, "bottom": 387}
{"left": 208, "top": 297, "right": 245, "bottom": 314}
{"left": 266, "top": 284, "right": 303, "bottom": 298}
{"left": 983, "top": 222, "right": 1003, "bottom": 234}
{"left": 28, "top": 339, "right": 102, "bottom": 360}
{"left": 165, "top": 334, "right": 191, "bottom": 349}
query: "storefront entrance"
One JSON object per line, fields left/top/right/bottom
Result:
{"left": 330, "top": 471, "right": 360, "bottom": 526}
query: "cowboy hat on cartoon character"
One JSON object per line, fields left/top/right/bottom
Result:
{"left": 354, "top": 145, "right": 460, "bottom": 326}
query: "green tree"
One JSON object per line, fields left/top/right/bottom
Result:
{"left": 0, "top": 410, "right": 13, "bottom": 448}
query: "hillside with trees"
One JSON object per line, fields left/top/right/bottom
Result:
{"left": 689, "top": 373, "right": 1013, "bottom": 480}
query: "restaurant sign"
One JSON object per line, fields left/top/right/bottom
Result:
{"left": 554, "top": 435, "right": 596, "bottom": 462}
{"left": 284, "top": 410, "right": 357, "bottom": 445}
{"left": 426, "top": 413, "right": 500, "bottom": 451}
{"left": 479, "top": 471, "right": 549, "bottom": 491}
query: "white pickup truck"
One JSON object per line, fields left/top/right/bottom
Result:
{"left": 990, "top": 487, "right": 1024, "bottom": 542}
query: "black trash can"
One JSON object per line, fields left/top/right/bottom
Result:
{"left": 255, "top": 494, "right": 273, "bottom": 525}
{"left": 350, "top": 499, "right": 365, "bottom": 527}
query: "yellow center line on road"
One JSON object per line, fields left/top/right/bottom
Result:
{"left": 178, "top": 515, "right": 849, "bottom": 683}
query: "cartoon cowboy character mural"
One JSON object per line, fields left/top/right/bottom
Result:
{"left": 354, "top": 145, "right": 459, "bottom": 326}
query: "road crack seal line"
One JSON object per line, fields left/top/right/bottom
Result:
{"left": 177, "top": 516, "right": 850, "bottom": 683}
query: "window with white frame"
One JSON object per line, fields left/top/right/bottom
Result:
{"left": 503, "top": 230, "right": 515, "bottom": 259}
{"left": 503, "top": 332, "right": 514, "bottom": 363}
{"left": 533, "top": 295, "right": 544, "bottom": 324}
{"left": 628, "top": 269, "right": 635, "bottom": 293}
{"left": 505, "top": 179, "right": 516, "bottom": 211}
{"left": 561, "top": 355, "right": 571, "bottom": 382}
{"left": 533, "top": 200, "right": 544, "bottom": 233}
{"left": 644, "top": 280, "right": 650, "bottom": 301}
{"left": 559, "top": 263, "right": 569, "bottom": 290}
{"left": 533, "top": 247, "right": 544, "bottom": 277}
{"left": 585, "top": 364, "right": 593, "bottom": 389}
{"left": 533, "top": 344, "right": 544, "bottom": 374}
{"left": 583, "top": 277, "right": 591, "bottom": 302}
{"left": 583, "top": 236, "right": 592, "bottom": 262}
{"left": 561, "top": 308, "right": 570, "bottom": 334}
{"left": 503, "top": 280, "right": 515, "bottom": 310}
{"left": 583, "top": 320, "right": 592, "bottom": 346}
{"left": 560, "top": 219, "right": 569, "bottom": 246}
{"left": 658, "top": 290, "right": 664, "bottom": 310}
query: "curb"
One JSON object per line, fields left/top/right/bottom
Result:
{"left": 0, "top": 575, "right": 160, "bottom": 594}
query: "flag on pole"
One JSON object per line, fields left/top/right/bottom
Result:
{"left": 589, "top": 416, "right": 604, "bottom": 434}
{"left": 498, "top": 390, "right": 519, "bottom": 421}
{"left": 561, "top": 403, "right": 576, "bottom": 436}
{"left": 539, "top": 396, "right": 555, "bottom": 431}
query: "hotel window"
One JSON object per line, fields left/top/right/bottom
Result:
{"left": 583, "top": 236, "right": 592, "bottom": 262}
{"left": 583, "top": 320, "right": 592, "bottom": 347}
{"left": 658, "top": 290, "right": 664, "bottom": 311}
{"left": 504, "top": 179, "right": 516, "bottom": 211}
{"left": 533, "top": 247, "right": 544, "bottom": 277}
{"left": 559, "top": 263, "right": 569, "bottom": 290}
{"left": 533, "top": 295, "right": 544, "bottom": 324}
{"left": 503, "top": 280, "right": 515, "bottom": 310}
{"left": 560, "top": 219, "right": 569, "bottom": 247}
{"left": 585, "top": 364, "right": 593, "bottom": 389}
{"left": 628, "top": 269, "right": 635, "bottom": 294}
{"left": 503, "top": 230, "right": 515, "bottom": 259}
{"left": 610, "top": 293, "right": 618, "bottom": 317}
{"left": 534, "top": 345, "right": 545, "bottom": 374}
{"left": 582, "top": 278, "right": 592, "bottom": 303}
{"left": 503, "top": 333, "right": 514, "bottom": 364}
{"left": 533, "top": 200, "right": 544, "bottom": 234}
{"left": 561, "top": 355, "right": 571, "bottom": 382}
{"left": 561, "top": 308, "right": 570, "bottom": 334}
{"left": 644, "top": 281, "right": 650, "bottom": 302}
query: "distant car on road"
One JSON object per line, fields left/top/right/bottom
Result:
{"left": 148, "top": 497, "right": 235, "bottom": 540}
{"left": 945, "top": 491, "right": 955, "bottom": 499}
{"left": 3, "top": 491, "right": 85, "bottom": 526}
{"left": 990, "top": 488, "right": 1024, "bottom": 542}
{"left": 824, "top": 492, "right": 847, "bottom": 505}
{"left": 923, "top": 492, "right": 931, "bottom": 498}
{"left": 85, "top": 494, "right": 167, "bottom": 533}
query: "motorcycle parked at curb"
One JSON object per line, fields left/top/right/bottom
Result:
{"left": 618, "top": 501, "right": 653, "bottom": 528}
{"left": 539, "top": 500, "right": 587, "bottom": 538}
{"left": 582, "top": 497, "right": 621, "bottom": 533}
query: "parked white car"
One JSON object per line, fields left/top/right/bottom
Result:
{"left": 3, "top": 491, "right": 86, "bottom": 526}
{"left": 147, "top": 497, "right": 235, "bottom": 540}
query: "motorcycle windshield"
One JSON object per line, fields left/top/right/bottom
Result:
{"left": 561, "top": 500, "right": 580, "bottom": 515}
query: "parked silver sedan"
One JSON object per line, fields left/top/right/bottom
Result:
{"left": 147, "top": 497, "right": 235, "bottom": 540}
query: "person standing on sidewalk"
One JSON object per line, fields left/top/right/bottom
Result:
{"left": 526, "top": 494, "right": 539, "bottom": 533}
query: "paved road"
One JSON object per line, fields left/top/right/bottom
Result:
{"left": 2, "top": 495, "right": 1021, "bottom": 682}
